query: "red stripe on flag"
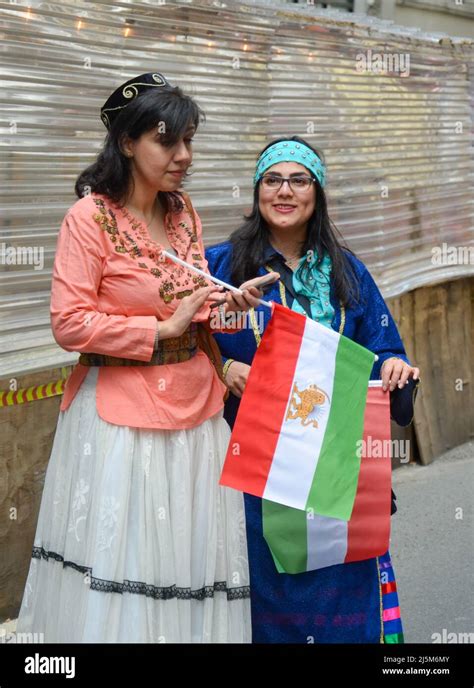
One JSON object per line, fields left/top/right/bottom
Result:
{"left": 382, "top": 581, "right": 398, "bottom": 595}
{"left": 345, "top": 387, "right": 392, "bottom": 563}
{"left": 220, "top": 304, "right": 307, "bottom": 496}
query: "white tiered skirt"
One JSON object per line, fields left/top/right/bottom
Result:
{"left": 16, "top": 367, "right": 251, "bottom": 643}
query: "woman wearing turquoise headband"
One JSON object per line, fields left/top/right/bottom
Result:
{"left": 206, "top": 136, "right": 420, "bottom": 643}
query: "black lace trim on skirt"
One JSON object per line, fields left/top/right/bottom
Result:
{"left": 32, "top": 546, "right": 250, "bottom": 601}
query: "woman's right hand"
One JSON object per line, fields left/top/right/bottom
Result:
{"left": 224, "top": 361, "right": 251, "bottom": 398}
{"left": 158, "top": 285, "right": 224, "bottom": 339}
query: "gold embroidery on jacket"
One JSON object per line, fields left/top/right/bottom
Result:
{"left": 92, "top": 196, "right": 207, "bottom": 304}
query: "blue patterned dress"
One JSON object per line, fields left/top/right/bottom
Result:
{"left": 206, "top": 241, "right": 412, "bottom": 643}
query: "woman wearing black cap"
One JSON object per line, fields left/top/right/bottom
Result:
{"left": 15, "top": 73, "right": 271, "bottom": 643}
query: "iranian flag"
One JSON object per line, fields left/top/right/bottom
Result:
{"left": 219, "top": 303, "right": 375, "bottom": 521}
{"left": 262, "top": 383, "right": 392, "bottom": 573}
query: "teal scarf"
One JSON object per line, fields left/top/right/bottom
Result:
{"left": 290, "top": 251, "right": 334, "bottom": 326}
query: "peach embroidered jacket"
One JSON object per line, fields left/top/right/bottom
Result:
{"left": 51, "top": 191, "right": 230, "bottom": 429}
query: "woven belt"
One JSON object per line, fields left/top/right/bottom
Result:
{"left": 78, "top": 322, "right": 199, "bottom": 366}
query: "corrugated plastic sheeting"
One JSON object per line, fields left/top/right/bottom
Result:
{"left": 265, "top": 11, "right": 474, "bottom": 296}
{"left": 0, "top": 0, "right": 473, "bottom": 375}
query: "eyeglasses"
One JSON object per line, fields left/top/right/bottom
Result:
{"left": 260, "top": 174, "right": 315, "bottom": 193}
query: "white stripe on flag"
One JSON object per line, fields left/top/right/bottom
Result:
{"left": 307, "top": 513, "right": 349, "bottom": 570}
{"left": 262, "top": 317, "right": 340, "bottom": 510}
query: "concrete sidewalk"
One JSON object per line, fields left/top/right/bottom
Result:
{"left": 391, "top": 441, "right": 474, "bottom": 643}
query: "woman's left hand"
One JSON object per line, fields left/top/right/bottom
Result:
{"left": 381, "top": 357, "right": 420, "bottom": 392}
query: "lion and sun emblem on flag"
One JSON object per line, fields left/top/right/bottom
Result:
{"left": 285, "top": 381, "right": 331, "bottom": 429}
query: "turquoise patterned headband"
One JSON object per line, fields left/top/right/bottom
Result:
{"left": 254, "top": 140, "right": 326, "bottom": 188}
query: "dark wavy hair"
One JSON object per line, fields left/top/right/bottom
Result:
{"left": 75, "top": 85, "right": 204, "bottom": 213}
{"left": 229, "top": 136, "right": 360, "bottom": 307}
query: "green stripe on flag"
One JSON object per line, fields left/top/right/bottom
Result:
{"left": 384, "top": 632, "right": 405, "bottom": 644}
{"left": 306, "top": 334, "right": 374, "bottom": 521}
{"left": 262, "top": 498, "right": 308, "bottom": 574}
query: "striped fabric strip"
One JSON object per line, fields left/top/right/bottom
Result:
{"left": 383, "top": 606, "right": 401, "bottom": 622}
{"left": 378, "top": 551, "right": 404, "bottom": 643}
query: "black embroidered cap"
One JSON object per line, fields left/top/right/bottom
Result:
{"left": 100, "top": 72, "right": 171, "bottom": 130}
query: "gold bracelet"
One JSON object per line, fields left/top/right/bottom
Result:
{"left": 222, "top": 358, "right": 236, "bottom": 379}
